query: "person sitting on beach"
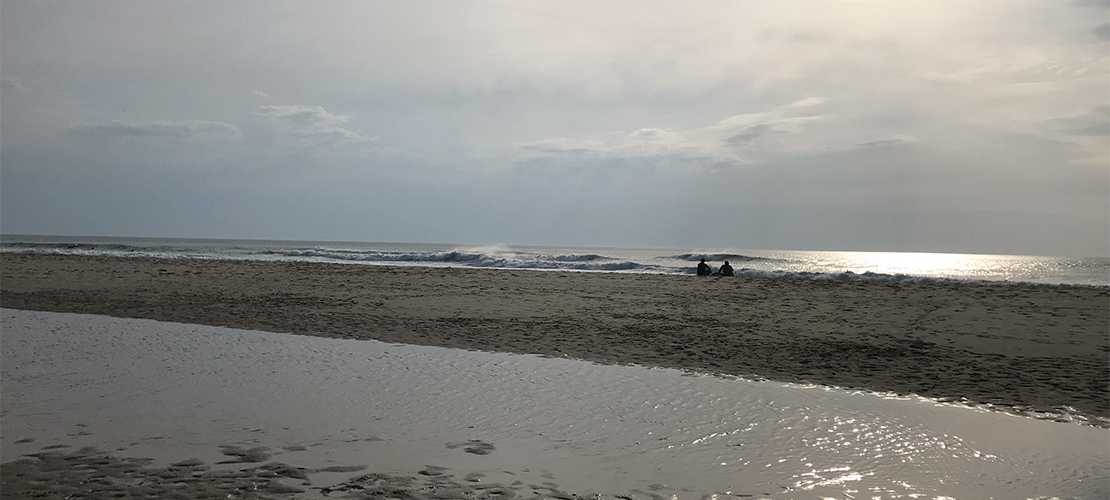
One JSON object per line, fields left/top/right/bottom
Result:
{"left": 696, "top": 259, "right": 712, "bottom": 276}
{"left": 718, "top": 261, "right": 734, "bottom": 277}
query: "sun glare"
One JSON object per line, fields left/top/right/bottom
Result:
{"left": 837, "top": 252, "right": 996, "bottom": 278}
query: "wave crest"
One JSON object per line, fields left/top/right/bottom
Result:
{"left": 672, "top": 253, "right": 771, "bottom": 263}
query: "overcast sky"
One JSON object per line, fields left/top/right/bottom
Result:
{"left": 2, "top": 0, "right": 1107, "bottom": 256}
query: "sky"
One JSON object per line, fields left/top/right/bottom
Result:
{"left": 2, "top": 1, "right": 1108, "bottom": 257}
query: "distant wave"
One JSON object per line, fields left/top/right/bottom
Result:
{"left": 671, "top": 252, "right": 778, "bottom": 263}
{"left": 551, "top": 253, "right": 608, "bottom": 262}
{"left": 0, "top": 241, "right": 210, "bottom": 260}
{"left": 254, "top": 247, "right": 661, "bottom": 273}
{"left": 4, "top": 242, "right": 138, "bottom": 253}
{"left": 268, "top": 248, "right": 489, "bottom": 263}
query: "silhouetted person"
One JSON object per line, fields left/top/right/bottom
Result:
{"left": 696, "top": 259, "right": 712, "bottom": 276}
{"left": 718, "top": 261, "right": 734, "bottom": 277}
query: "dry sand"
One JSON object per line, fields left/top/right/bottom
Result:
{"left": 2, "top": 253, "right": 1106, "bottom": 425}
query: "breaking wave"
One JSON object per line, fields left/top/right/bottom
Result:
{"left": 671, "top": 252, "right": 778, "bottom": 263}
{"left": 273, "top": 247, "right": 655, "bottom": 272}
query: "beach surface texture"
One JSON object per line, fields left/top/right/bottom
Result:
{"left": 3, "top": 253, "right": 1107, "bottom": 425}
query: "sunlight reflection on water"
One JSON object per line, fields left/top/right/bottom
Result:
{"left": 806, "top": 251, "right": 1073, "bottom": 282}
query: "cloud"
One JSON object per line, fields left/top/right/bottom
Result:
{"left": 629, "top": 128, "right": 671, "bottom": 138}
{"left": 852, "top": 136, "right": 919, "bottom": 149}
{"left": 1046, "top": 107, "right": 1110, "bottom": 137}
{"left": 517, "top": 137, "right": 610, "bottom": 156}
{"left": 1072, "top": 0, "right": 1109, "bottom": 9}
{"left": 514, "top": 99, "right": 877, "bottom": 167}
{"left": 68, "top": 120, "right": 242, "bottom": 140}
{"left": 256, "top": 105, "right": 375, "bottom": 145}
{"left": 1093, "top": 23, "right": 1110, "bottom": 41}
{"left": 725, "top": 124, "right": 776, "bottom": 145}
{"left": 790, "top": 97, "right": 824, "bottom": 108}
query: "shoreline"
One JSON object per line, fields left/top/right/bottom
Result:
{"left": 2, "top": 253, "right": 1107, "bottom": 425}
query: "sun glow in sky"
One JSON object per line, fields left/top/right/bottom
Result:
{"left": 1, "top": 1, "right": 1107, "bottom": 256}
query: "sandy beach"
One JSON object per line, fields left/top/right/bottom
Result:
{"left": 3, "top": 253, "right": 1107, "bottom": 424}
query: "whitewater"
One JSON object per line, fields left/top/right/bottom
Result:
{"left": 1, "top": 234, "right": 1106, "bottom": 287}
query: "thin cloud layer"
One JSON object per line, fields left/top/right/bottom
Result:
{"left": 516, "top": 98, "right": 907, "bottom": 167}
{"left": 256, "top": 105, "right": 375, "bottom": 145}
{"left": 68, "top": 120, "right": 242, "bottom": 140}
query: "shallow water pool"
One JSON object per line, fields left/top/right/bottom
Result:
{"left": 2, "top": 309, "right": 1106, "bottom": 499}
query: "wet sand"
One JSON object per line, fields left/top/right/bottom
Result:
{"left": 2, "top": 446, "right": 556, "bottom": 500}
{"left": 3, "top": 253, "right": 1107, "bottom": 425}
{"left": 2, "top": 446, "right": 572, "bottom": 500}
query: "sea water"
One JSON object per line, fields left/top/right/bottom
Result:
{"left": 2, "top": 309, "right": 1106, "bottom": 499}
{"left": 2, "top": 234, "right": 1107, "bottom": 286}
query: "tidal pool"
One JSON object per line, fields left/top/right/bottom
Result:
{"left": 2, "top": 309, "right": 1106, "bottom": 499}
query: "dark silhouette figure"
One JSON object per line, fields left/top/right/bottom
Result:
{"left": 696, "top": 259, "right": 712, "bottom": 276}
{"left": 718, "top": 261, "right": 734, "bottom": 277}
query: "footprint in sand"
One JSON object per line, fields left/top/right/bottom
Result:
{"left": 217, "top": 445, "right": 271, "bottom": 463}
{"left": 446, "top": 439, "right": 496, "bottom": 455}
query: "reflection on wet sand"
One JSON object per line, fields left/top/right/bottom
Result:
{"left": 2, "top": 309, "right": 1106, "bottom": 499}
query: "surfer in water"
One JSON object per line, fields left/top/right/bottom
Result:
{"left": 696, "top": 259, "right": 712, "bottom": 276}
{"left": 718, "top": 261, "right": 734, "bottom": 277}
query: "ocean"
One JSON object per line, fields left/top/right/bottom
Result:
{"left": 2, "top": 234, "right": 1106, "bottom": 287}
